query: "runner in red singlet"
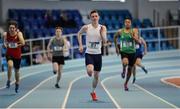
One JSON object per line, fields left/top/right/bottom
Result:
{"left": 3, "top": 20, "right": 25, "bottom": 93}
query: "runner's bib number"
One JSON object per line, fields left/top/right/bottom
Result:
{"left": 136, "top": 44, "right": 140, "bottom": 49}
{"left": 88, "top": 42, "right": 100, "bottom": 49}
{"left": 53, "top": 46, "right": 63, "bottom": 51}
{"left": 121, "top": 41, "right": 133, "bottom": 48}
{"left": 8, "top": 42, "right": 18, "bottom": 48}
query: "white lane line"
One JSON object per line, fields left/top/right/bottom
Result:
{"left": 102, "top": 70, "right": 180, "bottom": 109}
{"left": 1, "top": 49, "right": 179, "bottom": 77}
{"left": 134, "top": 84, "right": 179, "bottom": 109}
{"left": 101, "top": 77, "right": 121, "bottom": 109}
{"left": 1, "top": 58, "right": 179, "bottom": 89}
{"left": 5, "top": 60, "right": 180, "bottom": 108}
{"left": 0, "top": 70, "right": 50, "bottom": 90}
{"left": 61, "top": 75, "right": 87, "bottom": 109}
{"left": 61, "top": 66, "right": 176, "bottom": 109}
{"left": 160, "top": 76, "right": 180, "bottom": 89}
{"left": 7, "top": 75, "right": 56, "bottom": 109}
{"left": 9, "top": 66, "right": 179, "bottom": 108}
{"left": 6, "top": 64, "right": 123, "bottom": 108}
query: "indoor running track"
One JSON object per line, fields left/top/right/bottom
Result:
{"left": 0, "top": 50, "right": 180, "bottom": 109}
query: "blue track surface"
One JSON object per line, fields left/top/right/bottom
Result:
{"left": 0, "top": 50, "right": 180, "bottom": 108}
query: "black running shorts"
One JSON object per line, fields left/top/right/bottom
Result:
{"left": 52, "top": 56, "right": 65, "bottom": 65}
{"left": 120, "top": 52, "right": 136, "bottom": 67}
{"left": 6, "top": 55, "right": 21, "bottom": 69}
{"left": 85, "top": 53, "right": 102, "bottom": 72}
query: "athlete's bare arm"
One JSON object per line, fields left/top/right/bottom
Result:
{"left": 100, "top": 25, "right": 107, "bottom": 44}
{"left": 114, "top": 29, "right": 121, "bottom": 55}
{"left": 47, "top": 38, "right": 53, "bottom": 53}
{"left": 141, "top": 37, "right": 148, "bottom": 55}
{"left": 63, "top": 37, "right": 68, "bottom": 52}
{"left": 3, "top": 32, "right": 8, "bottom": 48}
{"left": 132, "top": 28, "right": 141, "bottom": 43}
{"left": 77, "top": 25, "right": 88, "bottom": 53}
{"left": 17, "top": 31, "right": 25, "bottom": 47}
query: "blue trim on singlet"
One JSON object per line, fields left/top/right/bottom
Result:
{"left": 136, "top": 43, "right": 144, "bottom": 55}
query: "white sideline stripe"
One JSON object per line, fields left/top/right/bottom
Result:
{"left": 101, "top": 80, "right": 121, "bottom": 109}
{"left": 61, "top": 75, "right": 87, "bottom": 109}
{"left": 134, "top": 84, "right": 179, "bottom": 109}
{"left": 7, "top": 75, "right": 56, "bottom": 109}
{"left": 160, "top": 76, "right": 180, "bottom": 89}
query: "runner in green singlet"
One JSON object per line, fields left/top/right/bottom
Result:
{"left": 114, "top": 18, "right": 140, "bottom": 91}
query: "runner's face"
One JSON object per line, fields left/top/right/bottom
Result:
{"left": 56, "top": 28, "right": 62, "bottom": 37}
{"left": 90, "top": 13, "right": 99, "bottom": 23}
{"left": 9, "top": 25, "right": 17, "bottom": 34}
{"left": 124, "top": 19, "right": 131, "bottom": 29}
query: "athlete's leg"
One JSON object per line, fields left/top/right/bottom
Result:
{"left": 53, "top": 62, "right": 59, "bottom": 88}
{"left": 85, "top": 53, "right": 94, "bottom": 77}
{"left": 14, "top": 68, "right": 20, "bottom": 93}
{"left": 90, "top": 54, "right": 101, "bottom": 101}
{"left": 136, "top": 58, "right": 148, "bottom": 74}
{"left": 124, "top": 65, "right": 133, "bottom": 91}
{"left": 6, "top": 60, "right": 13, "bottom": 88}
{"left": 92, "top": 71, "right": 100, "bottom": 92}
{"left": 132, "top": 65, "right": 136, "bottom": 83}
{"left": 53, "top": 62, "right": 59, "bottom": 74}
{"left": 13, "top": 58, "right": 21, "bottom": 93}
{"left": 14, "top": 69, "right": 20, "bottom": 84}
{"left": 124, "top": 53, "right": 136, "bottom": 91}
{"left": 121, "top": 57, "right": 128, "bottom": 78}
{"left": 87, "top": 64, "right": 94, "bottom": 77}
{"left": 55, "top": 64, "right": 63, "bottom": 88}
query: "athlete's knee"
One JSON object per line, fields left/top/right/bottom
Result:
{"left": 8, "top": 64, "right": 13, "bottom": 69}
{"left": 122, "top": 58, "right": 128, "bottom": 65}
{"left": 87, "top": 65, "right": 94, "bottom": 74}
{"left": 14, "top": 69, "right": 20, "bottom": 73}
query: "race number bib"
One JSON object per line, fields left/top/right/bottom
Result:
{"left": 121, "top": 41, "right": 133, "bottom": 48}
{"left": 136, "top": 44, "right": 140, "bottom": 49}
{"left": 53, "top": 46, "right": 63, "bottom": 51}
{"left": 88, "top": 42, "right": 100, "bottom": 49}
{"left": 8, "top": 42, "right": 18, "bottom": 48}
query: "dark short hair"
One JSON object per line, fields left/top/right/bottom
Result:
{"left": 8, "top": 20, "right": 18, "bottom": 28}
{"left": 124, "top": 18, "right": 132, "bottom": 21}
{"left": 89, "top": 10, "right": 99, "bottom": 16}
{"left": 55, "top": 26, "right": 63, "bottom": 31}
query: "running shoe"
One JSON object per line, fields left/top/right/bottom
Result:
{"left": 53, "top": 71, "right": 56, "bottom": 75}
{"left": 90, "top": 92, "right": 98, "bottom": 101}
{"left": 124, "top": 84, "right": 129, "bottom": 91}
{"left": 55, "top": 84, "right": 60, "bottom": 88}
{"left": 132, "top": 77, "right": 136, "bottom": 84}
{"left": 121, "top": 72, "right": 125, "bottom": 79}
{"left": 142, "top": 67, "right": 148, "bottom": 74}
{"left": 6, "top": 80, "right": 11, "bottom": 88}
{"left": 15, "top": 83, "right": 19, "bottom": 93}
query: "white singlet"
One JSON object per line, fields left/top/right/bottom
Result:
{"left": 85, "top": 24, "right": 102, "bottom": 54}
